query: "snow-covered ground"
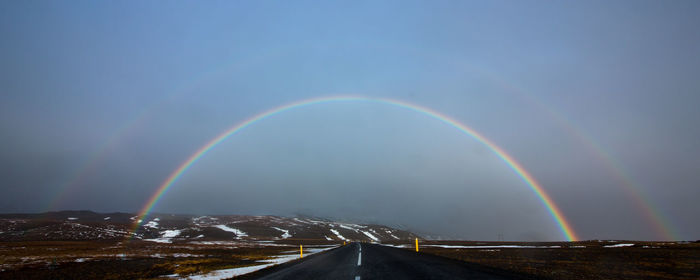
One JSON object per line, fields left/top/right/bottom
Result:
{"left": 384, "top": 244, "right": 563, "bottom": 249}
{"left": 385, "top": 243, "right": 643, "bottom": 249}
{"left": 604, "top": 243, "right": 634, "bottom": 248}
{"left": 162, "top": 230, "right": 180, "bottom": 238}
{"left": 330, "top": 229, "right": 346, "bottom": 241}
{"left": 213, "top": 225, "right": 247, "bottom": 237}
{"left": 144, "top": 229, "right": 181, "bottom": 243}
{"left": 423, "top": 245, "right": 562, "bottom": 249}
{"left": 189, "top": 241, "right": 241, "bottom": 246}
{"left": 143, "top": 218, "right": 159, "bottom": 229}
{"left": 339, "top": 224, "right": 364, "bottom": 231}
{"left": 176, "top": 246, "right": 337, "bottom": 280}
{"left": 361, "top": 230, "right": 380, "bottom": 242}
{"left": 271, "top": 227, "right": 291, "bottom": 239}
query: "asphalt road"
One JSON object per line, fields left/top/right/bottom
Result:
{"left": 243, "top": 243, "right": 532, "bottom": 280}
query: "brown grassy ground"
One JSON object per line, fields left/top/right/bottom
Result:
{"left": 0, "top": 239, "right": 337, "bottom": 279}
{"left": 3, "top": 240, "right": 696, "bottom": 279}
{"left": 406, "top": 240, "right": 700, "bottom": 280}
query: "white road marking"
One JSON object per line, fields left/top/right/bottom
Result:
{"left": 355, "top": 276, "right": 361, "bottom": 280}
{"left": 357, "top": 244, "right": 362, "bottom": 266}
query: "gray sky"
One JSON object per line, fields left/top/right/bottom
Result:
{"left": 1, "top": 1, "right": 699, "bottom": 241}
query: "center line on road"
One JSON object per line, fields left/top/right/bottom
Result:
{"left": 357, "top": 244, "right": 362, "bottom": 266}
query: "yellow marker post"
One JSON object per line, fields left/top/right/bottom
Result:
{"left": 300, "top": 245, "right": 303, "bottom": 258}
{"left": 343, "top": 241, "right": 346, "bottom": 246}
{"left": 415, "top": 238, "right": 419, "bottom": 252}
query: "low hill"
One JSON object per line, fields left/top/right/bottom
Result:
{"left": 0, "top": 211, "right": 419, "bottom": 243}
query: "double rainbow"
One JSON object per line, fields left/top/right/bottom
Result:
{"left": 130, "top": 96, "right": 579, "bottom": 241}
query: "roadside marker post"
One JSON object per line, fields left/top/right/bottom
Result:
{"left": 415, "top": 238, "right": 419, "bottom": 252}
{"left": 300, "top": 245, "right": 303, "bottom": 258}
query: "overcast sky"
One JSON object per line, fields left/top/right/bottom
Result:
{"left": 1, "top": 1, "right": 699, "bottom": 241}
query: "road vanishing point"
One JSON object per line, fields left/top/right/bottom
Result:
{"left": 241, "top": 243, "right": 533, "bottom": 280}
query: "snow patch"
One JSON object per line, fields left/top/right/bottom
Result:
{"left": 293, "top": 218, "right": 311, "bottom": 224}
{"left": 271, "top": 227, "right": 291, "bottom": 239}
{"left": 361, "top": 230, "right": 380, "bottom": 242}
{"left": 213, "top": 225, "right": 248, "bottom": 237}
{"left": 173, "top": 253, "right": 202, "bottom": 258}
{"left": 178, "top": 246, "right": 336, "bottom": 280}
{"left": 162, "top": 230, "right": 181, "bottom": 238}
{"left": 330, "top": 229, "right": 346, "bottom": 241}
{"left": 382, "top": 244, "right": 409, "bottom": 248}
{"left": 190, "top": 241, "right": 239, "bottom": 245}
{"left": 103, "top": 217, "right": 111, "bottom": 220}
{"left": 143, "top": 219, "right": 159, "bottom": 228}
{"left": 145, "top": 239, "right": 171, "bottom": 243}
{"left": 422, "top": 245, "right": 562, "bottom": 249}
{"left": 144, "top": 230, "right": 181, "bottom": 243}
{"left": 339, "top": 224, "right": 360, "bottom": 231}
{"left": 604, "top": 243, "right": 634, "bottom": 248}
{"left": 67, "top": 217, "right": 78, "bottom": 221}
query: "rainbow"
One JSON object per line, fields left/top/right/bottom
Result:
{"left": 496, "top": 81, "right": 679, "bottom": 240}
{"left": 130, "top": 96, "right": 579, "bottom": 241}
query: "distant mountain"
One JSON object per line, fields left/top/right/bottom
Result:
{"left": 0, "top": 211, "right": 419, "bottom": 243}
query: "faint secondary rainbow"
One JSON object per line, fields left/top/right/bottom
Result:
{"left": 44, "top": 50, "right": 288, "bottom": 212}
{"left": 130, "top": 96, "right": 579, "bottom": 241}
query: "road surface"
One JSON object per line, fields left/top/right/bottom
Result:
{"left": 241, "top": 243, "right": 532, "bottom": 279}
